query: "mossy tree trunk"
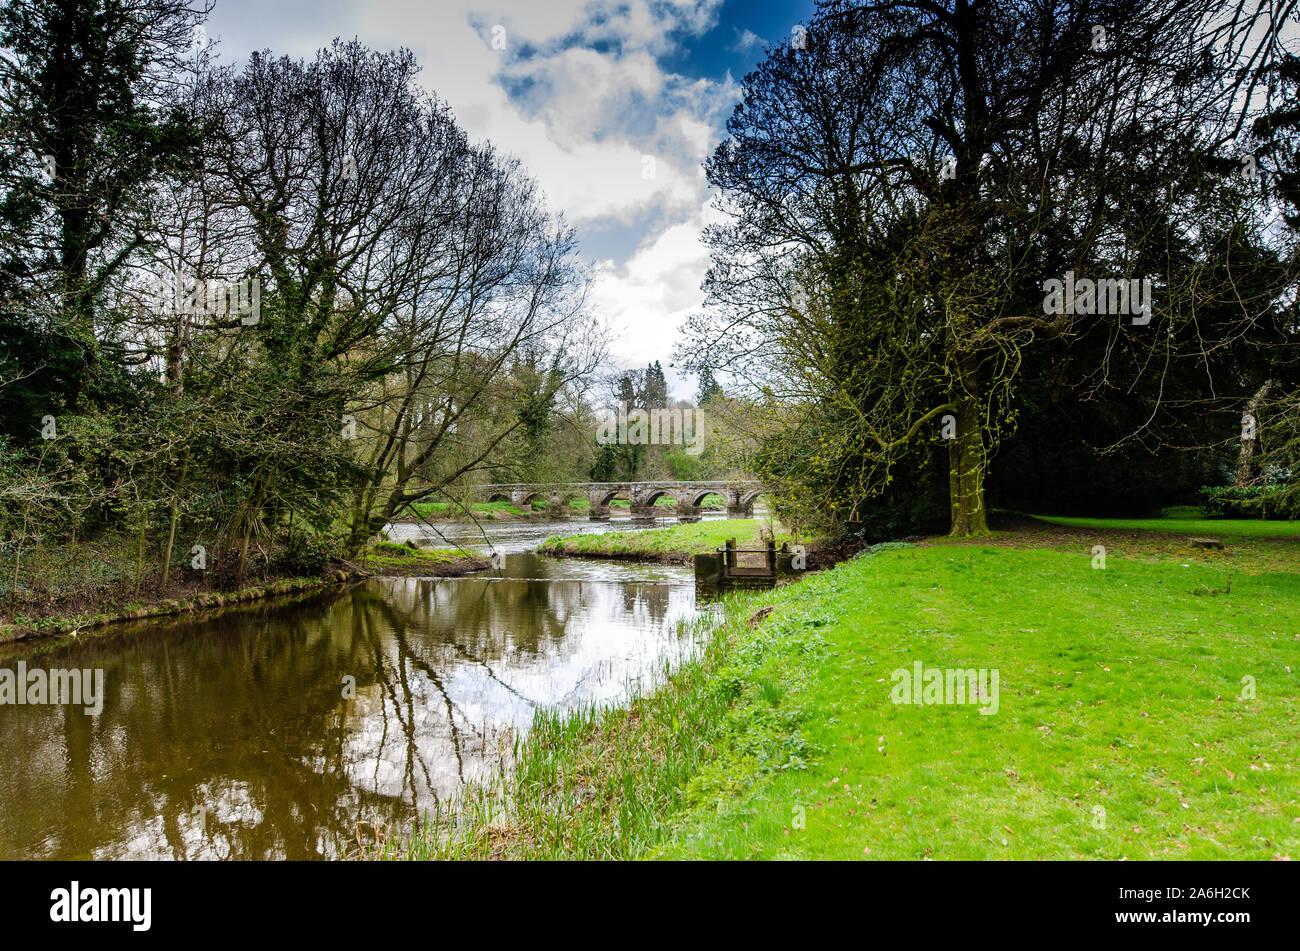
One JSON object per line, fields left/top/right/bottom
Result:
{"left": 947, "top": 390, "right": 990, "bottom": 537}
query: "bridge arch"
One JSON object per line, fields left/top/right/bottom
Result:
{"left": 510, "top": 490, "right": 548, "bottom": 510}
{"left": 586, "top": 486, "right": 628, "bottom": 521}
{"left": 593, "top": 488, "right": 629, "bottom": 508}
{"left": 629, "top": 487, "right": 677, "bottom": 522}
{"left": 688, "top": 489, "right": 725, "bottom": 507}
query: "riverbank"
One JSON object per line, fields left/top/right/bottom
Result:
{"left": 386, "top": 515, "right": 1300, "bottom": 860}
{"left": 0, "top": 572, "right": 363, "bottom": 644}
{"left": 356, "top": 540, "right": 489, "bottom": 576}
{"left": 537, "top": 518, "right": 794, "bottom": 564}
{"left": 0, "top": 539, "right": 486, "bottom": 644}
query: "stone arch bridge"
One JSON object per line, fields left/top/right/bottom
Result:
{"left": 474, "top": 481, "right": 765, "bottom": 522}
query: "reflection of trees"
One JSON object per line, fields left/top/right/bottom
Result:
{"left": 2, "top": 591, "right": 357, "bottom": 858}
{"left": 382, "top": 577, "right": 578, "bottom": 656}
{"left": 0, "top": 568, "right": 694, "bottom": 859}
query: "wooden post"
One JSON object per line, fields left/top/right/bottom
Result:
{"left": 725, "top": 538, "right": 736, "bottom": 570}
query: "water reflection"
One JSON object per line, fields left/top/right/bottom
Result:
{"left": 0, "top": 553, "right": 709, "bottom": 859}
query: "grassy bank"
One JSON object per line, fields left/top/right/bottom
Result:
{"left": 357, "top": 540, "right": 488, "bottom": 576}
{"left": 0, "top": 537, "right": 483, "bottom": 644}
{"left": 0, "top": 573, "right": 359, "bottom": 644}
{"left": 404, "top": 498, "right": 573, "bottom": 520}
{"left": 406, "top": 500, "right": 531, "bottom": 519}
{"left": 1032, "top": 513, "right": 1300, "bottom": 539}
{"left": 393, "top": 516, "right": 1300, "bottom": 860}
{"left": 537, "top": 518, "right": 791, "bottom": 563}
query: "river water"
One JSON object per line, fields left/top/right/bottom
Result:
{"left": 0, "top": 514, "right": 722, "bottom": 859}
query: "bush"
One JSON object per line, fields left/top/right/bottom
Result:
{"left": 1198, "top": 484, "right": 1300, "bottom": 520}
{"left": 278, "top": 527, "right": 341, "bottom": 575}
{"left": 0, "top": 536, "right": 136, "bottom": 607}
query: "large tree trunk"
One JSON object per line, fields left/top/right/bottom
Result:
{"left": 948, "top": 382, "right": 990, "bottom": 537}
{"left": 1233, "top": 379, "right": 1275, "bottom": 487}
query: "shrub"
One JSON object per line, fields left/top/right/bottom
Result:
{"left": 278, "top": 527, "right": 341, "bottom": 575}
{"left": 1198, "top": 484, "right": 1300, "bottom": 519}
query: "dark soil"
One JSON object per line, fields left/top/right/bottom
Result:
{"left": 805, "top": 537, "right": 868, "bottom": 570}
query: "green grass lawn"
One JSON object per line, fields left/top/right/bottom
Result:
{"left": 654, "top": 541, "right": 1299, "bottom": 859}
{"left": 397, "top": 518, "right": 1300, "bottom": 860}
{"left": 537, "top": 518, "right": 790, "bottom": 560}
{"left": 1031, "top": 513, "right": 1300, "bottom": 540}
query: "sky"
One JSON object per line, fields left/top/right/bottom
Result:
{"left": 203, "top": 0, "right": 817, "bottom": 401}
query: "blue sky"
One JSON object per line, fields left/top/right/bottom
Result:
{"left": 203, "top": 0, "right": 816, "bottom": 399}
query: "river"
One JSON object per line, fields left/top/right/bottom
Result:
{"left": 0, "top": 513, "right": 724, "bottom": 859}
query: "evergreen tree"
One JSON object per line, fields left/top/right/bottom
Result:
{"left": 697, "top": 367, "right": 721, "bottom": 405}
{"left": 0, "top": 0, "right": 204, "bottom": 423}
{"left": 641, "top": 360, "right": 667, "bottom": 408}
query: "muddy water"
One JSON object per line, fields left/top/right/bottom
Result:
{"left": 0, "top": 516, "right": 718, "bottom": 859}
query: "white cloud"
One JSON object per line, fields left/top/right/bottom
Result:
{"left": 360, "top": 1, "right": 740, "bottom": 375}
{"left": 730, "top": 28, "right": 764, "bottom": 53}
{"left": 589, "top": 199, "right": 729, "bottom": 396}
{"left": 209, "top": 0, "right": 740, "bottom": 370}
{"left": 303, "top": 0, "right": 735, "bottom": 234}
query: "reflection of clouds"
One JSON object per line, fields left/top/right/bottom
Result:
{"left": 336, "top": 566, "right": 705, "bottom": 804}
{"left": 90, "top": 780, "right": 267, "bottom": 860}
{"left": 0, "top": 556, "right": 713, "bottom": 859}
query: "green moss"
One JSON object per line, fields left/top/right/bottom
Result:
{"left": 358, "top": 540, "right": 484, "bottom": 574}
